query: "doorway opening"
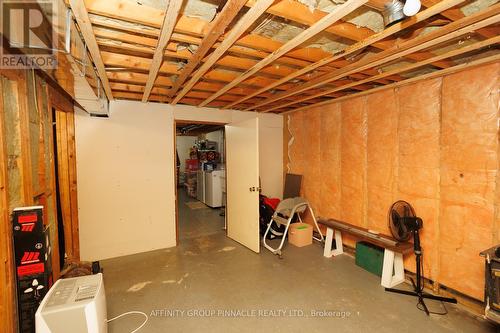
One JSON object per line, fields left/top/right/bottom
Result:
{"left": 175, "top": 121, "right": 227, "bottom": 244}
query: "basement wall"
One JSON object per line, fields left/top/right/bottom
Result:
{"left": 285, "top": 62, "right": 499, "bottom": 301}
{"left": 75, "top": 101, "right": 283, "bottom": 261}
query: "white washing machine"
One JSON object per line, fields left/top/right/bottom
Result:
{"left": 196, "top": 170, "right": 205, "bottom": 203}
{"left": 204, "top": 170, "right": 225, "bottom": 208}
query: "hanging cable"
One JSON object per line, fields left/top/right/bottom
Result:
{"left": 287, "top": 115, "right": 294, "bottom": 173}
{"left": 107, "top": 311, "right": 148, "bottom": 333}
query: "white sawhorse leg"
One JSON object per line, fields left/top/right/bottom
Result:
{"left": 323, "top": 227, "right": 344, "bottom": 258}
{"left": 381, "top": 249, "right": 404, "bottom": 288}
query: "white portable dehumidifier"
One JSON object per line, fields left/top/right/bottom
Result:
{"left": 35, "top": 273, "right": 107, "bottom": 333}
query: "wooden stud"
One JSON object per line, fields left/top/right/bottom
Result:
{"left": 66, "top": 111, "right": 80, "bottom": 260}
{"left": 142, "top": 0, "right": 184, "bottom": 102}
{"left": 56, "top": 110, "right": 73, "bottom": 261}
{"left": 0, "top": 74, "right": 16, "bottom": 333}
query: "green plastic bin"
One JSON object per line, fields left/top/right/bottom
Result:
{"left": 355, "top": 241, "right": 384, "bottom": 277}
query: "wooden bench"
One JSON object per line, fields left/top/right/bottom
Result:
{"left": 318, "top": 218, "right": 413, "bottom": 288}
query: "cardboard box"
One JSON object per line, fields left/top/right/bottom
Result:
{"left": 289, "top": 223, "right": 312, "bottom": 247}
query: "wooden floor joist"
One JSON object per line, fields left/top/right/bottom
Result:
{"left": 285, "top": 52, "right": 500, "bottom": 114}
{"left": 71, "top": 0, "right": 498, "bottom": 109}
{"left": 266, "top": 35, "right": 500, "bottom": 112}
{"left": 246, "top": 0, "right": 453, "bottom": 69}
{"left": 251, "top": 4, "right": 500, "bottom": 111}
{"left": 225, "top": 0, "right": 466, "bottom": 109}
{"left": 142, "top": 0, "right": 184, "bottom": 102}
{"left": 171, "top": 0, "right": 276, "bottom": 105}
{"left": 166, "top": 0, "right": 248, "bottom": 99}
{"left": 198, "top": 0, "right": 369, "bottom": 107}
{"left": 69, "top": 0, "right": 114, "bottom": 100}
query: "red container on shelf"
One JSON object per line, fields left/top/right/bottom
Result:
{"left": 185, "top": 159, "right": 199, "bottom": 171}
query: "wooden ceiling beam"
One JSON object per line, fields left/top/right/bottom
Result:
{"left": 69, "top": 0, "right": 114, "bottom": 100}
{"left": 93, "top": 26, "right": 158, "bottom": 48}
{"left": 142, "top": 0, "right": 184, "bottom": 102}
{"left": 84, "top": 0, "right": 167, "bottom": 28}
{"left": 167, "top": 0, "right": 248, "bottom": 99}
{"left": 246, "top": 0, "right": 450, "bottom": 67}
{"left": 285, "top": 52, "right": 500, "bottom": 114}
{"left": 101, "top": 51, "right": 181, "bottom": 75}
{"left": 87, "top": 5, "right": 343, "bottom": 70}
{"left": 91, "top": 19, "right": 318, "bottom": 68}
{"left": 227, "top": 0, "right": 466, "bottom": 110}
{"left": 422, "top": 0, "right": 498, "bottom": 39}
{"left": 171, "top": 0, "right": 276, "bottom": 104}
{"left": 247, "top": 3, "right": 500, "bottom": 110}
{"left": 198, "top": 0, "right": 369, "bottom": 107}
{"left": 107, "top": 71, "right": 174, "bottom": 87}
{"left": 265, "top": 35, "right": 500, "bottom": 112}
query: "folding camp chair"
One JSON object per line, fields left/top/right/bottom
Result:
{"left": 263, "top": 197, "right": 324, "bottom": 256}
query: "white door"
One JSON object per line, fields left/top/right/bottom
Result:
{"left": 225, "top": 117, "right": 260, "bottom": 253}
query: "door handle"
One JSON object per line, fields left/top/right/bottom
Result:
{"left": 249, "top": 187, "right": 255, "bottom": 192}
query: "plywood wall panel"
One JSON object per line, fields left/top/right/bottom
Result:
{"left": 366, "top": 89, "right": 398, "bottom": 234}
{"left": 319, "top": 103, "right": 341, "bottom": 219}
{"left": 439, "top": 63, "right": 499, "bottom": 300}
{"left": 340, "top": 96, "right": 367, "bottom": 228}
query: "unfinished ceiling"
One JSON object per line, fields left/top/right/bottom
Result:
{"left": 69, "top": 0, "right": 499, "bottom": 113}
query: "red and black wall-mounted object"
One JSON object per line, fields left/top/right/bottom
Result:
{"left": 12, "top": 206, "right": 44, "bottom": 236}
{"left": 12, "top": 206, "right": 53, "bottom": 333}
{"left": 12, "top": 206, "right": 46, "bottom": 277}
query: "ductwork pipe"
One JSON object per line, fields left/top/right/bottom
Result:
{"left": 382, "top": 0, "right": 406, "bottom": 27}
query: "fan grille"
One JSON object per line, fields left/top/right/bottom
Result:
{"left": 388, "top": 200, "right": 415, "bottom": 242}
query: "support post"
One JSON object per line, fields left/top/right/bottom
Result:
{"left": 323, "top": 227, "right": 344, "bottom": 258}
{"left": 381, "top": 249, "right": 405, "bottom": 288}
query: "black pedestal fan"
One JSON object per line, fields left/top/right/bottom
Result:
{"left": 385, "top": 200, "right": 457, "bottom": 315}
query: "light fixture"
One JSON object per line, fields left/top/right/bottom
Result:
{"left": 403, "top": 0, "right": 421, "bottom": 16}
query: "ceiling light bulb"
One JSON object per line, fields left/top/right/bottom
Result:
{"left": 403, "top": 0, "right": 421, "bottom": 16}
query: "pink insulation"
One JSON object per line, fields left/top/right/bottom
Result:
{"left": 366, "top": 89, "right": 399, "bottom": 236}
{"left": 285, "top": 63, "right": 499, "bottom": 300}
{"left": 340, "top": 96, "right": 368, "bottom": 228}
{"left": 319, "top": 103, "right": 342, "bottom": 219}
{"left": 439, "top": 63, "right": 499, "bottom": 300}
{"left": 397, "top": 78, "right": 442, "bottom": 279}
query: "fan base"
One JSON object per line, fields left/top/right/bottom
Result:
{"left": 385, "top": 279, "right": 457, "bottom": 315}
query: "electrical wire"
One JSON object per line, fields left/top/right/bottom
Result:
{"left": 416, "top": 251, "right": 448, "bottom": 315}
{"left": 286, "top": 115, "right": 294, "bottom": 173}
{"left": 31, "top": 69, "right": 41, "bottom": 116}
{"left": 107, "top": 311, "right": 148, "bottom": 333}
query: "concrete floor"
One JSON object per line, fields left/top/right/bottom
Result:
{"left": 102, "top": 189, "right": 496, "bottom": 333}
